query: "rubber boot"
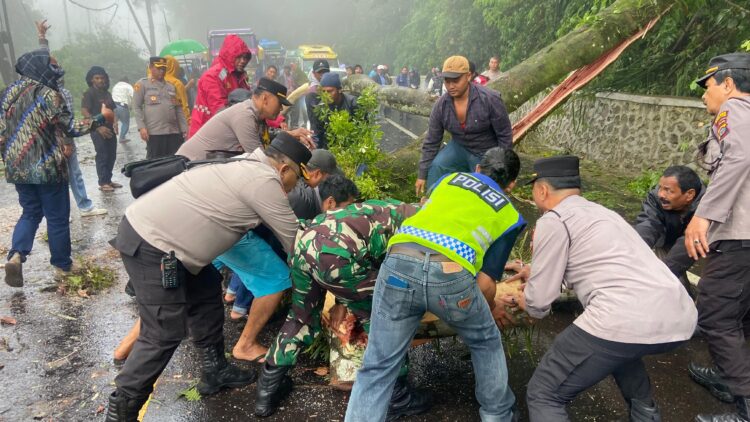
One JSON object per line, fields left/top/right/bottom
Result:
{"left": 695, "top": 396, "right": 750, "bottom": 422}
{"left": 689, "top": 362, "right": 734, "bottom": 403}
{"left": 386, "top": 377, "right": 432, "bottom": 421}
{"left": 104, "top": 390, "right": 148, "bottom": 422}
{"left": 254, "top": 363, "right": 293, "bottom": 417}
{"left": 4, "top": 252, "right": 23, "bottom": 287}
{"left": 196, "top": 342, "right": 256, "bottom": 395}
{"left": 630, "top": 398, "right": 661, "bottom": 422}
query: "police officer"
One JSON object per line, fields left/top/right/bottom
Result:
{"left": 685, "top": 53, "right": 750, "bottom": 422}
{"left": 104, "top": 133, "right": 312, "bottom": 421}
{"left": 346, "top": 147, "right": 525, "bottom": 422}
{"left": 507, "top": 156, "right": 697, "bottom": 421}
{"left": 133, "top": 56, "right": 188, "bottom": 159}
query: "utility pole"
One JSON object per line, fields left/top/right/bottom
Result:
{"left": 144, "top": 0, "right": 156, "bottom": 56}
{"left": 62, "top": 0, "right": 72, "bottom": 44}
{"left": 161, "top": 8, "right": 171, "bottom": 43}
{"left": 124, "top": 0, "right": 152, "bottom": 54}
{"left": 0, "top": 0, "right": 16, "bottom": 85}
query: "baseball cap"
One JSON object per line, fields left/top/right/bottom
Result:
{"left": 268, "top": 132, "right": 312, "bottom": 179}
{"left": 313, "top": 59, "right": 330, "bottom": 73}
{"left": 526, "top": 155, "right": 581, "bottom": 188}
{"left": 149, "top": 56, "right": 167, "bottom": 68}
{"left": 257, "top": 77, "right": 292, "bottom": 106}
{"left": 307, "top": 149, "right": 344, "bottom": 176}
{"left": 440, "top": 56, "right": 470, "bottom": 78}
{"left": 377, "top": 64, "right": 386, "bottom": 70}
{"left": 695, "top": 53, "right": 750, "bottom": 88}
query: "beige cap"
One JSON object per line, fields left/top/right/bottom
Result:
{"left": 440, "top": 56, "right": 470, "bottom": 78}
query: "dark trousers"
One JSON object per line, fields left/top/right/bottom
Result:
{"left": 527, "top": 324, "right": 684, "bottom": 421}
{"left": 146, "top": 133, "right": 184, "bottom": 160}
{"left": 425, "top": 140, "right": 482, "bottom": 189}
{"left": 91, "top": 130, "right": 117, "bottom": 186}
{"left": 9, "top": 183, "right": 71, "bottom": 270}
{"left": 697, "top": 240, "right": 750, "bottom": 397}
{"left": 113, "top": 218, "right": 224, "bottom": 399}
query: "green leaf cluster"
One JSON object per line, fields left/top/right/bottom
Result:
{"left": 314, "top": 86, "right": 390, "bottom": 199}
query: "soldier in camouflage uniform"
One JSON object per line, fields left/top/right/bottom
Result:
{"left": 255, "top": 175, "right": 431, "bottom": 420}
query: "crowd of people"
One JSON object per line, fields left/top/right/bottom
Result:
{"left": 1, "top": 18, "right": 749, "bottom": 422}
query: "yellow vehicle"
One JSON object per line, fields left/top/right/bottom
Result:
{"left": 298, "top": 44, "right": 340, "bottom": 72}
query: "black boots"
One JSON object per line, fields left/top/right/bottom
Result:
{"left": 254, "top": 363, "right": 293, "bottom": 417}
{"left": 689, "top": 362, "right": 734, "bottom": 403}
{"left": 104, "top": 390, "right": 148, "bottom": 422}
{"left": 630, "top": 398, "right": 661, "bottom": 422}
{"left": 196, "top": 342, "right": 256, "bottom": 395}
{"left": 695, "top": 396, "right": 750, "bottom": 422}
{"left": 386, "top": 377, "right": 432, "bottom": 421}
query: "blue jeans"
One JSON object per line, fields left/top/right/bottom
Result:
{"left": 226, "top": 273, "right": 254, "bottom": 315}
{"left": 345, "top": 252, "right": 516, "bottom": 422}
{"left": 9, "top": 183, "right": 72, "bottom": 270}
{"left": 66, "top": 148, "right": 94, "bottom": 211}
{"left": 426, "top": 140, "right": 482, "bottom": 190}
{"left": 115, "top": 105, "right": 130, "bottom": 142}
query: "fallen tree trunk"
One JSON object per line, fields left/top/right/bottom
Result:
{"left": 344, "top": 0, "right": 675, "bottom": 116}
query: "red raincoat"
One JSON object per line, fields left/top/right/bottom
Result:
{"left": 188, "top": 35, "right": 251, "bottom": 138}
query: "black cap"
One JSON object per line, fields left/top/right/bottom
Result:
{"left": 257, "top": 77, "right": 292, "bottom": 106}
{"left": 149, "top": 56, "right": 167, "bottom": 68}
{"left": 268, "top": 132, "right": 312, "bottom": 179}
{"left": 312, "top": 59, "right": 330, "bottom": 73}
{"left": 307, "top": 149, "right": 343, "bottom": 176}
{"left": 526, "top": 155, "right": 581, "bottom": 187}
{"left": 696, "top": 53, "right": 750, "bottom": 88}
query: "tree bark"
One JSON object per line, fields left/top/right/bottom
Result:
{"left": 344, "top": 0, "right": 675, "bottom": 116}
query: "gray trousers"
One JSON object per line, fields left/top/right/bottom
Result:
{"left": 527, "top": 324, "right": 684, "bottom": 421}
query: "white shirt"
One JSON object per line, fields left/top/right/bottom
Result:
{"left": 111, "top": 81, "right": 134, "bottom": 105}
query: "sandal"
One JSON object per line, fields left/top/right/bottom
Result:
{"left": 109, "top": 182, "right": 123, "bottom": 188}
{"left": 99, "top": 184, "right": 115, "bottom": 192}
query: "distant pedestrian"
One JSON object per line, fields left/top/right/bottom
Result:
{"left": 164, "top": 56, "right": 192, "bottom": 126}
{"left": 396, "top": 66, "right": 409, "bottom": 87}
{"left": 345, "top": 66, "right": 353, "bottom": 76}
{"left": 81, "top": 65, "right": 120, "bottom": 192}
{"left": 481, "top": 56, "right": 503, "bottom": 81}
{"left": 408, "top": 67, "right": 420, "bottom": 89}
{"left": 264, "top": 65, "right": 278, "bottom": 81}
{"left": 353, "top": 64, "right": 364, "bottom": 75}
{"left": 281, "top": 65, "right": 295, "bottom": 91}
{"left": 308, "top": 59, "right": 330, "bottom": 92}
{"left": 371, "top": 65, "right": 388, "bottom": 85}
{"left": 111, "top": 77, "right": 133, "bottom": 143}
{"left": 133, "top": 57, "right": 188, "bottom": 159}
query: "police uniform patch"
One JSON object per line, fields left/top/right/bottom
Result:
{"left": 150, "top": 95, "right": 157, "bottom": 102}
{"left": 134, "top": 83, "right": 141, "bottom": 92}
{"left": 714, "top": 110, "right": 729, "bottom": 140}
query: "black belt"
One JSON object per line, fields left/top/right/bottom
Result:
{"left": 389, "top": 245, "right": 450, "bottom": 262}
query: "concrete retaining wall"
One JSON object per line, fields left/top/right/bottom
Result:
{"left": 513, "top": 92, "right": 712, "bottom": 172}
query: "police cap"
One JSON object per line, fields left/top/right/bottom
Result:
{"left": 149, "top": 56, "right": 167, "bottom": 68}
{"left": 695, "top": 53, "right": 750, "bottom": 88}
{"left": 268, "top": 132, "right": 312, "bottom": 179}
{"left": 526, "top": 155, "right": 581, "bottom": 188}
{"left": 257, "top": 77, "right": 292, "bottom": 106}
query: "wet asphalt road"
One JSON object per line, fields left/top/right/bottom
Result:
{"left": 0, "top": 118, "right": 733, "bottom": 422}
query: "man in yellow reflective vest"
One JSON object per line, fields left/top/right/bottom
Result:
{"left": 345, "top": 147, "right": 525, "bottom": 422}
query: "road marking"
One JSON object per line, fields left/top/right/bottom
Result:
{"left": 383, "top": 117, "right": 419, "bottom": 140}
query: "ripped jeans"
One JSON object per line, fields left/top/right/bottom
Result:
{"left": 345, "top": 252, "right": 516, "bottom": 422}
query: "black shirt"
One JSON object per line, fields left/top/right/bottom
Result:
{"left": 81, "top": 87, "right": 116, "bottom": 131}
